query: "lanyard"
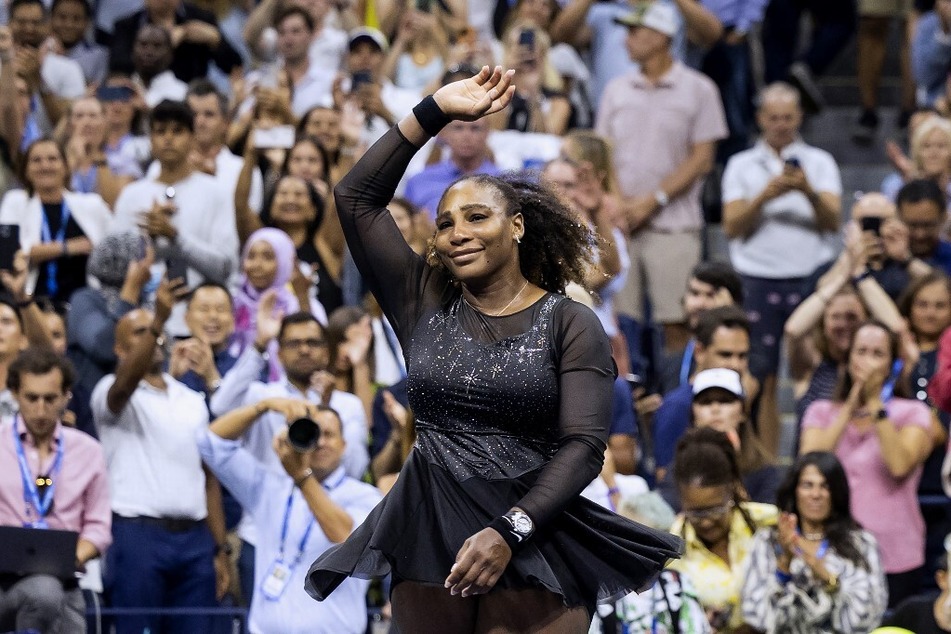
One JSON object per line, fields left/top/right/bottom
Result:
{"left": 277, "top": 470, "right": 346, "bottom": 566}
{"left": 679, "top": 339, "right": 695, "bottom": 386}
{"left": 12, "top": 417, "right": 63, "bottom": 525}
{"left": 39, "top": 200, "right": 72, "bottom": 298}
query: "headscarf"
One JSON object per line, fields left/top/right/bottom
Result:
{"left": 87, "top": 231, "right": 143, "bottom": 312}
{"left": 232, "top": 228, "right": 300, "bottom": 378}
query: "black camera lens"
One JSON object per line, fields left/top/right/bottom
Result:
{"left": 287, "top": 417, "right": 321, "bottom": 452}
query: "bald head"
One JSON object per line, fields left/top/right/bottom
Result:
{"left": 852, "top": 193, "right": 897, "bottom": 221}
{"left": 115, "top": 309, "right": 153, "bottom": 349}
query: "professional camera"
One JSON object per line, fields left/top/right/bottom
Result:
{"left": 287, "top": 417, "right": 320, "bottom": 452}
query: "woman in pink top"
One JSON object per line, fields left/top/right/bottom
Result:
{"left": 801, "top": 319, "right": 932, "bottom": 608}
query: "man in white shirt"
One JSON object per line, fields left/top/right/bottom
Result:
{"left": 131, "top": 23, "right": 188, "bottom": 107}
{"left": 277, "top": 5, "right": 335, "bottom": 117}
{"left": 112, "top": 99, "right": 238, "bottom": 337}
{"left": 146, "top": 80, "right": 263, "bottom": 213}
{"left": 9, "top": 0, "right": 86, "bottom": 135}
{"left": 721, "top": 81, "right": 842, "bottom": 455}
{"left": 90, "top": 278, "right": 230, "bottom": 634}
{"left": 199, "top": 399, "right": 381, "bottom": 634}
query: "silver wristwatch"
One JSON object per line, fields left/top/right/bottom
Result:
{"left": 503, "top": 509, "right": 534, "bottom": 542}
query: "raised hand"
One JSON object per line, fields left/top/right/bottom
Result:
{"left": 432, "top": 66, "right": 516, "bottom": 122}
{"left": 255, "top": 289, "right": 284, "bottom": 349}
{"left": 155, "top": 277, "right": 189, "bottom": 326}
{"left": 0, "top": 251, "right": 29, "bottom": 302}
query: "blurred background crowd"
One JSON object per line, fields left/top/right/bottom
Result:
{"left": 3, "top": 0, "right": 951, "bottom": 631}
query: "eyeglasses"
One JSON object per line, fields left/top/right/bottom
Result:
{"left": 280, "top": 338, "right": 327, "bottom": 350}
{"left": 683, "top": 500, "right": 734, "bottom": 522}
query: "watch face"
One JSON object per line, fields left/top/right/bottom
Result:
{"left": 511, "top": 511, "right": 534, "bottom": 535}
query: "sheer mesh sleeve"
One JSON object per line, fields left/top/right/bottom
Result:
{"left": 334, "top": 126, "right": 449, "bottom": 343}
{"left": 515, "top": 300, "right": 616, "bottom": 528}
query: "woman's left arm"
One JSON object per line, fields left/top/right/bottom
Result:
{"left": 872, "top": 399, "right": 934, "bottom": 478}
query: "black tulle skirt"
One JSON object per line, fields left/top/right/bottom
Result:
{"left": 305, "top": 451, "right": 684, "bottom": 614}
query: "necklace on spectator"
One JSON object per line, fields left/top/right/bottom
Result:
{"left": 801, "top": 530, "right": 825, "bottom": 541}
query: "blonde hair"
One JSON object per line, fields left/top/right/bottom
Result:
{"left": 911, "top": 116, "right": 951, "bottom": 172}
{"left": 562, "top": 130, "right": 620, "bottom": 195}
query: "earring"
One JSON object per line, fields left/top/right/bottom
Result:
{"left": 515, "top": 234, "right": 522, "bottom": 244}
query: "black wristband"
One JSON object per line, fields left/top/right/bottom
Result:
{"left": 487, "top": 517, "right": 522, "bottom": 551}
{"left": 412, "top": 95, "right": 452, "bottom": 137}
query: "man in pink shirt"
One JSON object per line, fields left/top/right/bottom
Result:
{"left": 0, "top": 347, "right": 111, "bottom": 632}
{"left": 596, "top": 1, "right": 728, "bottom": 352}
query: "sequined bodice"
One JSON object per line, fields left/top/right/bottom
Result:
{"left": 406, "top": 295, "right": 562, "bottom": 481}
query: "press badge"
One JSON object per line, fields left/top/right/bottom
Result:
{"left": 261, "top": 560, "right": 292, "bottom": 600}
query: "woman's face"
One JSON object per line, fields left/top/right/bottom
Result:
{"left": 823, "top": 294, "right": 865, "bottom": 359}
{"left": 911, "top": 280, "right": 951, "bottom": 341}
{"left": 692, "top": 389, "right": 744, "bottom": 436}
{"left": 243, "top": 240, "right": 279, "bottom": 290}
{"left": 270, "top": 176, "right": 317, "bottom": 229}
{"left": 304, "top": 109, "right": 342, "bottom": 154}
{"left": 918, "top": 128, "right": 951, "bottom": 177}
{"left": 388, "top": 201, "right": 415, "bottom": 244}
{"left": 680, "top": 483, "right": 734, "bottom": 547}
{"left": 795, "top": 464, "right": 832, "bottom": 526}
{"left": 847, "top": 324, "right": 892, "bottom": 381}
{"left": 70, "top": 98, "right": 106, "bottom": 144}
{"left": 287, "top": 141, "right": 325, "bottom": 185}
{"left": 43, "top": 312, "right": 67, "bottom": 357}
{"left": 25, "top": 141, "right": 67, "bottom": 193}
{"left": 433, "top": 180, "right": 522, "bottom": 284}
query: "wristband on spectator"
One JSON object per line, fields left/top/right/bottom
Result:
{"left": 294, "top": 468, "right": 314, "bottom": 487}
{"left": 851, "top": 269, "right": 871, "bottom": 285}
{"left": 775, "top": 570, "right": 792, "bottom": 585}
{"left": 412, "top": 96, "right": 452, "bottom": 137}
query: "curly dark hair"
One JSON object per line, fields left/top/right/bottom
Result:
{"left": 426, "top": 173, "right": 596, "bottom": 294}
{"left": 775, "top": 451, "right": 869, "bottom": 570}
{"left": 673, "top": 427, "right": 758, "bottom": 535}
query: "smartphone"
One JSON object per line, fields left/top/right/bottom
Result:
{"left": 252, "top": 125, "right": 296, "bottom": 149}
{"left": 166, "top": 257, "right": 189, "bottom": 285}
{"left": 784, "top": 157, "right": 801, "bottom": 169}
{"left": 860, "top": 216, "right": 882, "bottom": 236}
{"left": 351, "top": 70, "right": 373, "bottom": 91}
{"left": 0, "top": 224, "right": 18, "bottom": 271}
{"left": 95, "top": 85, "right": 135, "bottom": 102}
{"left": 518, "top": 28, "right": 536, "bottom": 49}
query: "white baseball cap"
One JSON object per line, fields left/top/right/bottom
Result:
{"left": 613, "top": 2, "right": 679, "bottom": 38}
{"left": 692, "top": 368, "right": 744, "bottom": 399}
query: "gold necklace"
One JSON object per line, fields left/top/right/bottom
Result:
{"left": 466, "top": 280, "right": 530, "bottom": 317}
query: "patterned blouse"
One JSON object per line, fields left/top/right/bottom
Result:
{"left": 668, "top": 502, "right": 779, "bottom": 631}
{"left": 740, "top": 528, "right": 888, "bottom": 633}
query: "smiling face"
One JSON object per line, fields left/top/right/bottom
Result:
{"left": 185, "top": 285, "right": 235, "bottom": 349}
{"left": 433, "top": 179, "right": 524, "bottom": 285}
{"left": 51, "top": 0, "right": 88, "bottom": 48}
{"left": 243, "top": 240, "right": 279, "bottom": 291}
{"left": 24, "top": 140, "right": 67, "bottom": 195}
{"left": 286, "top": 140, "right": 326, "bottom": 185}
{"left": 270, "top": 176, "right": 317, "bottom": 230}
{"left": 795, "top": 464, "right": 832, "bottom": 526}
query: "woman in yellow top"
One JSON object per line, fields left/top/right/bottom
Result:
{"left": 668, "top": 427, "right": 778, "bottom": 632}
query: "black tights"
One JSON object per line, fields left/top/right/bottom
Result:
{"left": 390, "top": 581, "right": 590, "bottom": 634}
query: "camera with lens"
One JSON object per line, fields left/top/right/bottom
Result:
{"left": 287, "top": 417, "right": 321, "bottom": 452}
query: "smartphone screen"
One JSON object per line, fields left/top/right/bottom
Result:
{"left": 518, "top": 29, "right": 536, "bottom": 49}
{"left": 0, "top": 224, "right": 18, "bottom": 271}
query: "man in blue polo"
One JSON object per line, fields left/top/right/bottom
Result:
{"left": 403, "top": 117, "right": 499, "bottom": 220}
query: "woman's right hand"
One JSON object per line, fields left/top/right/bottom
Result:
{"left": 776, "top": 512, "right": 798, "bottom": 567}
{"left": 432, "top": 66, "right": 515, "bottom": 122}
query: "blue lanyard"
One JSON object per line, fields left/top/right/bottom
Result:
{"left": 679, "top": 339, "right": 695, "bottom": 386}
{"left": 277, "top": 470, "right": 346, "bottom": 566}
{"left": 39, "top": 200, "right": 71, "bottom": 298}
{"left": 12, "top": 418, "right": 64, "bottom": 526}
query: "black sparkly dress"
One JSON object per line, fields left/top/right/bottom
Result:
{"left": 304, "top": 126, "right": 684, "bottom": 613}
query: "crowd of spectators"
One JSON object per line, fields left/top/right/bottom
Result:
{"left": 5, "top": 0, "right": 951, "bottom": 631}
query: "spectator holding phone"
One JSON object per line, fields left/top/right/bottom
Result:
{"left": 0, "top": 138, "right": 111, "bottom": 304}
{"left": 801, "top": 320, "right": 933, "bottom": 607}
{"left": 722, "top": 82, "right": 842, "bottom": 457}
{"left": 112, "top": 100, "right": 238, "bottom": 338}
